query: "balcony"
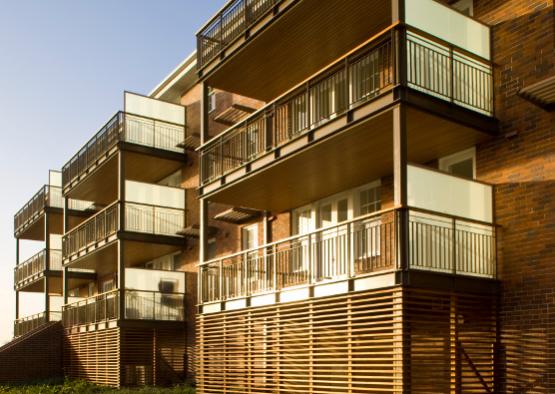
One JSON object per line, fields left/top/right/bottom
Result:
{"left": 199, "top": 26, "right": 496, "bottom": 209}
{"left": 62, "top": 269, "right": 186, "bottom": 329}
{"left": 14, "top": 249, "right": 95, "bottom": 292}
{"left": 14, "top": 311, "right": 62, "bottom": 337}
{"left": 199, "top": 165, "right": 497, "bottom": 312}
{"left": 14, "top": 249, "right": 61, "bottom": 290}
{"left": 62, "top": 200, "right": 185, "bottom": 268}
{"left": 14, "top": 183, "right": 93, "bottom": 240}
{"left": 61, "top": 93, "right": 187, "bottom": 203}
{"left": 197, "top": 0, "right": 491, "bottom": 102}
{"left": 14, "top": 185, "right": 63, "bottom": 239}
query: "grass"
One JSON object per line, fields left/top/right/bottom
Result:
{"left": 0, "top": 379, "right": 195, "bottom": 394}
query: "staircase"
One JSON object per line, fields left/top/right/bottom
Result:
{"left": 0, "top": 321, "right": 63, "bottom": 384}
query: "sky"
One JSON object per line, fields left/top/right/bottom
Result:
{"left": 0, "top": 0, "right": 226, "bottom": 344}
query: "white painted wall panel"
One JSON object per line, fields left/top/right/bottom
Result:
{"left": 125, "top": 180, "right": 185, "bottom": 209}
{"left": 407, "top": 165, "right": 493, "bottom": 223}
{"left": 405, "top": 0, "right": 490, "bottom": 59}
{"left": 124, "top": 92, "right": 185, "bottom": 125}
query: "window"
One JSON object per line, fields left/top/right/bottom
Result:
{"left": 88, "top": 282, "right": 95, "bottom": 297}
{"left": 292, "top": 181, "right": 381, "bottom": 232}
{"left": 102, "top": 279, "right": 115, "bottom": 293}
{"left": 439, "top": 147, "right": 476, "bottom": 179}
{"left": 242, "top": 224, "right": 258, "bottom": 251}
{"left": 452, "top": 0, "right": 473, "bottom": 16}
{"left": 357, "top": 186, "right": 381, "bottom": 216}
{"left": 294, "top": 207, "right": 314, "bottom": 235}
{"left": 207, "top": 87, "right": 216, "bottom": 113}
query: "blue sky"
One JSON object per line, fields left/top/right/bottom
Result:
{"left": 0, "top": 1, "right": 226, "bottom": 344}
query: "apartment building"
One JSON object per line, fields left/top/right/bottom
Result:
{"left": 6, "top": 50, "right": 260, "bottom": 387}
{"left": 3, "top": 0, "right": 553, "bottom": 391}
{"left": 192, "top": 0, "right": 554, "bottom": 393}
{"left": 13, "top": 170, "right": 93, "bottom": 337}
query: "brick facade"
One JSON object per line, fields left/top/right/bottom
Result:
{"left": 472, "top": 0, "right": 555, "bottom": 391}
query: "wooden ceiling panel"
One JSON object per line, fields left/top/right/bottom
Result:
{"left": 66, "top": 150, "right": 184, "bottom": 205}
{"left": 207, "top": 0, "right": 391, "bottom": 101}
{"left": 210, "top": 111, "right": 394, "bottom": 212}
{"left": 207, "top": 106, "right": 493, "bottom": 212}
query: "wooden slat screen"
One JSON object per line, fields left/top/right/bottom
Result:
{"left": 64, "top": 327, "right": 187, "bottom": 388}
{"left": 405, "top": 289, "right": 496, "bottom": 394}
{"left": 197, "top": 287, "right": 496, "bottom": 393}
{"left": 64, "top": 328, "right": 120, "bottom": 387}
{"left": 197, "top": 288, "right": 404, "bottom": 394}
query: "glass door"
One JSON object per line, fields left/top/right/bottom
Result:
{"left": 317, "top": 197, "right": 351, "bottom": 280}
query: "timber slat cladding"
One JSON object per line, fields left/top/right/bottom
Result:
{"left": 405, "top": 289, "right": 496, "bottom": 394}
{"left": 197, "top": 287, "right": 496, "bottom": 393}
{"left": 197, "top": 288, "right": 404, "bottom": 394}
{"left": 64, "top": 328, "right": 120, "bottom": 387}
{"left": 65, "top": 327, "right": 187, "bottom": 388}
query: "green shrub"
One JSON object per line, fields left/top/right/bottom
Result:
{"left": 0, "top": 379, "right": 195, "bottom": 394}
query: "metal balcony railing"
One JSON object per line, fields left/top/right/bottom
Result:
{"left": 14, "top": 249, "right": 62, "bottom": 286}
{"left": 13, "top": 185, "right": 63, "bottom": 234}
{"left": 197, "top": 0, "right": 279, "bottom": 67}
{"left": 62, "top": 289, "right": 185, "bottom": 327}
{"left": 14, "top": 311, "right": 62, "bottom": 337}
{"left": 61, "top": 111, "right": 186, "bottom": 190}
{"left": 199, "top": 25, "right": 494, "bottom": 185}
{"left": 62, "top": 201, "right": 185, "bottom": 260}
{"left": 200, "top": 207, "right": 496, "bottom": 304}
{"left": 62, "top": 290, "right": 119, "bottom": 327}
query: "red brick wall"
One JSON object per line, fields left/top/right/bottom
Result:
{"left": 0, "top": 322, "right": 63, "bottom": 384}
{"left": 472, "top": 1, "right": 555, "bottom": 392}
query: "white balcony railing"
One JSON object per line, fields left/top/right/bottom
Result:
{"left": 200, "top": 207, "right": 496, "bottom": 304}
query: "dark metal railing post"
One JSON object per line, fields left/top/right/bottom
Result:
{"left": 449, "top": 45, "right": 455, "bottom": 103}
{"left": 219, "top": 259, "right": 224, "bottom": 301}
{"left": 452, "top": 218, "right": 457, "bottom": 275}
{"left": 266, "top": 108, "right": 274, "bottom": 151}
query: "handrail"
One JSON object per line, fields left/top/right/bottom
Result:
{"left": 200, "top": 207, "right": 497, "bottom": 304}
{"left": 62, "top": 289, "right": 185, "bottom": 326}
{"left": 64, "top": 200, "right": 120, "bottom": 238}
{"left": 199, "top": 205, "right": 494, "bottom": 268}
{"left": 62, "top": 289, "right": 119, "bottom": 310}
{"left": 62, "top": 200, "right": 186, "bottom": 259}
{"left": 197, "top": 0, "right": 281, "bottom": 67}
{"left": 61, "top": 111, "right": 186, "bottom": 189}
{"left": 200, "top": 207, "right": 396, "bottom": 267}
{"left": 14, "top": 184, "right": 64, "bottom": 233}
{"left": 14, "top": 249, "right": 63, "bottom": 285}
{"left": 14, "top": 311, "right": 62, "bottom": 337}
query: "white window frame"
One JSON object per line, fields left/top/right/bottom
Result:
{"left": 207, "top": 87, "right": 216, "bottom": 113}
{"left": 241, "top": 223, "right": 259, "bottom": 251}
{"left": 101, "top": 278, "right": 115, "bottom": 293}
{"left": 439, "top": 146, "right": 476, "bottom": 179}
{"left": 88, "top": 282, "right": 95, "bottom": 297}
